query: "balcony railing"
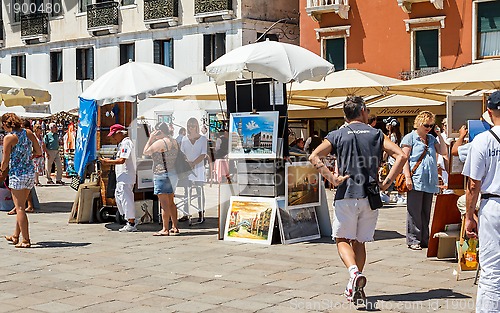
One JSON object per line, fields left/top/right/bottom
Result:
{"left": 194, "top": 0, "right": 234, "bottom": 22}
{"left": 306, "top": 0, "right": 350, "bottom": 21}
{"left": 87, "top": 1, "right": 119, "bottom": 35}
{"left": 144, "top": 0, "right": 178, "bottom": 27}
{"left": 397, "top": 0, "right": 443, "bottom": 13}
{"left": 399, "top": 67, "right": 441, "bottom": 80}
{"left": 21, "top": 13, "right": 49, "bottom": 44}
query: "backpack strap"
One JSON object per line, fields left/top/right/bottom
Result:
{"left": 489, "top": 129, "right": 500, "bottom": 145}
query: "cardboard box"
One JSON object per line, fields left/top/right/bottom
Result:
{"left": 434, "top": 230, "right": 460, "bottom": 259}
{"left": 135, "top": 200, "right": 154, "bottom": 224}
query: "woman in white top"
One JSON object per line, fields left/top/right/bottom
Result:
{"left": 179, "top": 118, "right": 207, "bottom": 222}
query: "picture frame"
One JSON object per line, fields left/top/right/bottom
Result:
{"left": 224, "top": 196, "right": 277, "bottom": 245}
{"left": 276, "top": 198, "right": 321, "bottom": 245}
{"left": 136, "top": 169, "right": 154, "bottom": 190}
{"left": 285, "top": 162, "right": 321, "bottom": 209}
{"left": 446, "top": 96, "right": 484, "bottom": 138}
{"left": 228, "top": 111, "right": 279, "bottom": 159}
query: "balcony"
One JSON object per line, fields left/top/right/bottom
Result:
{"left": 306, "top": 0, "right": 350, "bottom": 22}
{"left": 194, "top": 0, "right": 234, "bottom": 23}
{"left": 399, "top": 67, "right": 441, "bottom": 80}
{"left": 144, "top": 0, "right": 178, "bottom": 28}
{"left": 397, "top": 0, "right": 443, "bottom": 13}
{"left": 21, "top": 13, "right": 49, "bottom": 44}
{"left": 87, "top": 1, "right": 119, "bottom": 36}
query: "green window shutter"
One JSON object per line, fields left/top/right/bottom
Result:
{"left": 11, "top": 56, "right": 17, "bottom": 76}
{"left": 325, "top": 38, "right": 345, "bottom": 71}
{"left": 87, "top": 48, "right": 94, "bottom": 80}
{"left": 478, "top": 1, "right": 500, "bottom": 33}
{"left": 415, "top": 29, "right": 438, "bottom": 69}
{"left": 153, "top": 40, "right": 162, "bottom": 64}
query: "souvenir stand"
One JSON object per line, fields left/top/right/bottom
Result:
{"left": 218, "top": 78, "right": 330, "bottom": 244}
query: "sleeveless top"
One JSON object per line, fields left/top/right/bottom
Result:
{"left": 151, "top": 138, "right": 178, "bottom": 175}
{"left": 9, "top": 129, "right": 35, "bottom": 177}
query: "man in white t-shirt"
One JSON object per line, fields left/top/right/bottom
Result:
{"left": 101, "top": 124, "right": 137, "bottom": 232}
{"left": 462, "top": 91, "right": 500, "bottom": 313}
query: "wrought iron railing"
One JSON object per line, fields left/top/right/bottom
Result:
{"left": 144, "top": 0, "right": 178, "bottom": 22}
{"left": 87, "top": 1, "right": 119, "bottom": 30}
{"left": 399, "top": 67, "right": 441, "bottom": 80}
{"left": 194, "top": 0, "right": 232, "bottom": 15}
{"left": 21, "top": 13, "right": 49, "bottom": 38}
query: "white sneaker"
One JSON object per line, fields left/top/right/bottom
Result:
{"left": 396, "top": 196, "right": 407, "bottom": 204}
{"left": 380, "top": 193, "right": 390, "bottom": 204}
{"left": 119, "top": 223, "right": 137, "bottom": 232}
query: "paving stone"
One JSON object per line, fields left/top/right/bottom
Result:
{"left": 30, "top": 301, "right": 79, "bottom": 313}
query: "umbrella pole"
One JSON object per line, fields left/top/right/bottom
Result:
{"left": 251, "top": 72, "right": 254, "bottom": 112}
{"left": 215, "top": 83, "right": 226, "bottom": 121}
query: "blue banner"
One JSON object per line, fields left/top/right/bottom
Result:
{"left": 74, "top": 97, "right": 97, "bottom": 178}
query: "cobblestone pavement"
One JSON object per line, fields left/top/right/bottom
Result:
{"left": 0, "top": 177, "right": 477, "bottom": 312}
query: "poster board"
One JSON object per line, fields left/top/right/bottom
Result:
{"left": 285, "top": 162, "right": 321, "bottom": 209}
{"left": 276, "top": 198, "right": 321, "bottom": 244}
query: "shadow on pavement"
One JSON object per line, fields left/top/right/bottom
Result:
{"left": 367, "top": 288, "right": 471, "bottom": 304}
{"left": 33, "top": 241, "right": 92, "bottom": 248}
{"left": 38, "top": 202, "right": 73, "bottom": 213}
{"left": 373, "top": 229, "right": 405, "bottom": 241}
{"left": 104, "top": 218, "right": 218, "bottom": 236}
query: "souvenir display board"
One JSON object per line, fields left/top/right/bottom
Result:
{"left": 228, "top": 112, "right": 279, "bottom": 159}
{"left": 224, "top": 196, "right": 277, "bottom": 245}
{"left": 285, "top": 162, "right": 321, "bottom": 209}
{"left": 276, "top": 198, "right": 321, "bottom": 245}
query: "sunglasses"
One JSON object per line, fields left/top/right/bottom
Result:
{"left": 423, "top": 124, "right": 434, "bottom": 128}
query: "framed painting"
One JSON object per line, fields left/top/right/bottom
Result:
{"left": 228, "top": 111, "right": 279, "bottom": 159}
{"left": 285, "top": 162, "right": 321, "bottom": 209}
{"left": 277, "top": 199, "right": 321, "bottom": 245}
{"left": 224, "top": 196, "right": 277, "bottom": 245}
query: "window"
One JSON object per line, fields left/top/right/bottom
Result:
{"left": 203, "top": 33, "right": 226, "bottom": 70}
{"left": 325, "top": 37, "right": 345, "bottom": 71}
{"left": 414, "top": 29, "right": 439, "bottom": 69}
{"left": 50, "top": 51, "right": 63, "bottom": 82}
{"left": 11, "top": 55, "right": 26, "bottom": 78}
{"left": 50, "top": 0, "right": 63, "bottom": 17}
{"left": 79, "top": 0, "right": 91, "bottom": 12}
{"left": 76, "top": 47, "right": 94, "bottom": 80}
{"left": 153, "top": 39, "right": 173, "bottom": 67}
{"left": 120, "top": 43, "right": 135, "bottom": 65}
{"left": 122, "top": 0, "right": 134, "bottom": 5}
{"left": 477, "top": 1, "right": 500, "bottom": 58}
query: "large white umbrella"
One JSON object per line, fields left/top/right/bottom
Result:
{"left": 205, "top": 40, "right": 335, "bottom": 85}
{"left": 80, "top": 61, "right": 192, "bottom": 105}
{"left": 0, "top": 73, "right": 51, "bottom": 106}
{"left": 389, "top": 59, "right": 500, "bottom": 92}
{"left": 290, "top": 69, "right": 401, "bottom": 98}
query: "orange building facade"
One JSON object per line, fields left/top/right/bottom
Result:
{"left": 299, "top": 0, "right": 500, "bottom": 79}
{"left": 291, "top": 0, "right": 500, "bottom": 137}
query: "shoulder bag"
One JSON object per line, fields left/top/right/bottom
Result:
{"left": 394, "top": 142, "right": 428, "bottom": 193}
{"left": 347, "top": 126, "right": 383, "bottom": 210}
{"left": 161, "top": 138, "right": 194, "bottom": 181}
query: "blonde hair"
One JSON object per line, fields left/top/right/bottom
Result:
{"left": 33, "top": 123, "right": 42, "bottom": 132}
{"left": 413, "top": 111, "right": 435, "bottom": 128}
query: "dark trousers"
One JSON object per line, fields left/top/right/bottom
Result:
{"left": 406, "top": 190, "right": 434, "bottom": 247}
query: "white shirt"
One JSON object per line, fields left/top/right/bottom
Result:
{"left": 458, "top": 143, "right": 471, "bottom": 163}
{"left": 115, "top": 137, "right": 136, "bottom": 184}
{"left": 462, "top": 126, "right": 500, "bottom": 195}
{"left": 181, "top": 135, "right": 207, "bottom": 182}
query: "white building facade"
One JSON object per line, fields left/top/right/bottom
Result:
{"left": 0, "top": 0, "right": 299, "bottom": 113}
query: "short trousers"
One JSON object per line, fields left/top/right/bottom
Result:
{"left": 154, "top": 172, "right": 178, "bottom": 195}
{"left": 9, "top": 173, "right": 35, "bottom": 190}
{"left": 332, "top": 198, "right": 379, "bottom": 243}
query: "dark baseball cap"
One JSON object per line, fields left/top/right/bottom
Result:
{"left": 487, "top": 90, "right": 500, "bottom": 110}
{"left": 108, "top": 124, "right": 126, "bottom": 136}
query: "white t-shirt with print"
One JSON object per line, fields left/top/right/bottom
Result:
{"left": 462, "top": 126, "right": 500, "bottom": 195}
{"left": 115, "top": 137, "right": 136, "bottom": 184}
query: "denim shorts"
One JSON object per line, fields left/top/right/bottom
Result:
{"left": 153, "top": 172, "right": 178, "bottom": 195}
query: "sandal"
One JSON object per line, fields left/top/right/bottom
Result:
{"left": 5, "top": 235, "right": 19, "bottom": 245}
{"left": 153, "top": 231, "right": 169, "bottom": 236}
{"left": 25, "top": 208, "right": 35, "bottom": 213}
{"left": 169, "top": 228, "right": 180, "bottom": 236}
{"left": 15, "top": 239, "right": 31, "bottom": 248}
{"left": 7, "top": 208, "right": 16, "bottom": 215}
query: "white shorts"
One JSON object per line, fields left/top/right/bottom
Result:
{"left": 332, "top": 198, "right": 379, "bottom": 243}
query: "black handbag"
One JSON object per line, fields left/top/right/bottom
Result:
{"left": 106, "top": 166, "right": 116, "bottom": 198}
{"left": 347, "top": 126, "right": 383, "bottom": 210}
